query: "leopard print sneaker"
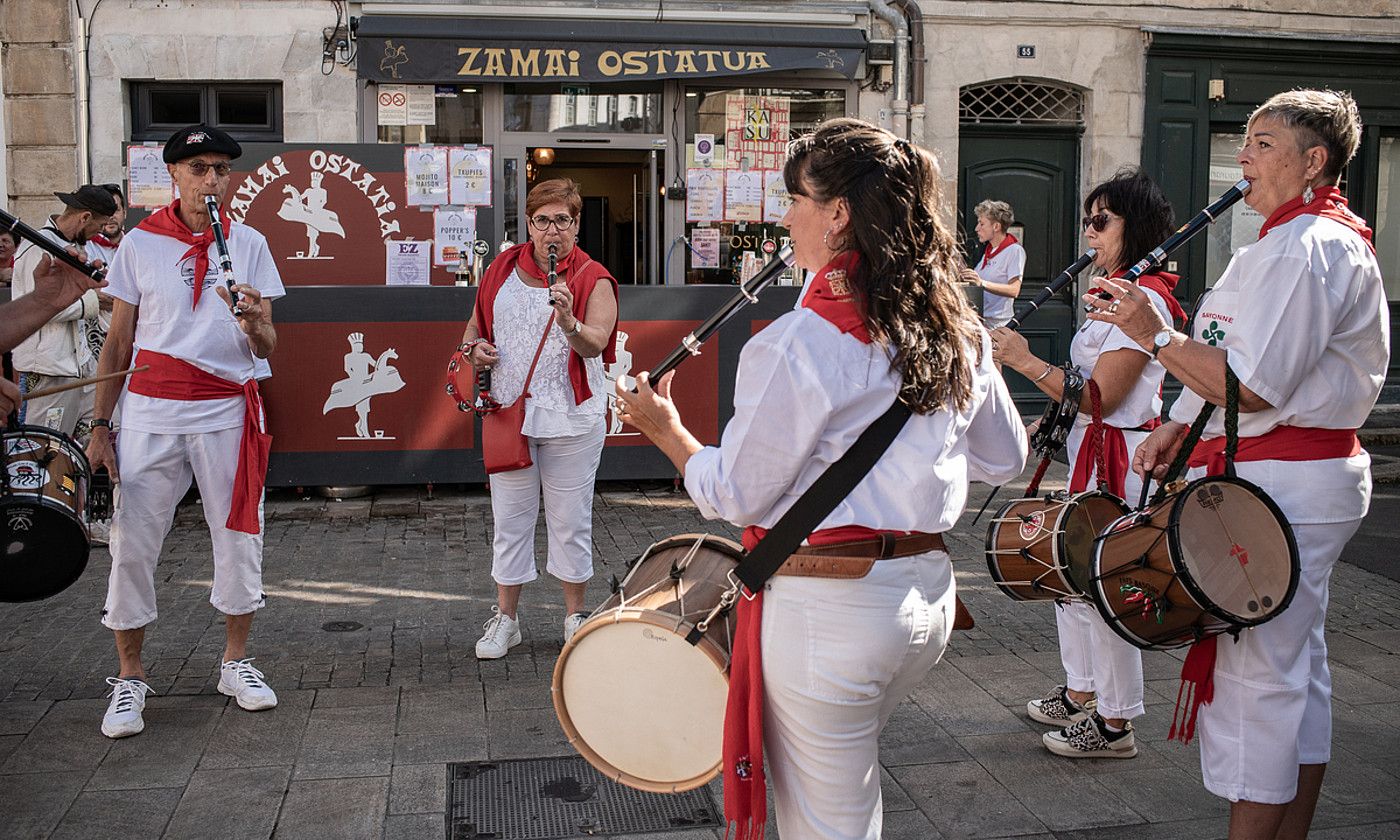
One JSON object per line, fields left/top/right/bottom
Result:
{"left": 1043, "top": 713, "right": 1137, "bottom": 759}
{"left": 1026, "top": 685, "right": 1095, "bottom": 726}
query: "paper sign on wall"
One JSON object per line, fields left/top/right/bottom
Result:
{"left": 406, "top": 85, "right": 436, "bottom": 125}
{"left": 725, "top": 170, "right": 763, "bottom": 222}
{"left": 763, "top": 170, "right": 792, "bottom": 223}
{"left": 377, "top": 84, "right": 407, "bottom": 126}
{"left": 685, "top": 169, "right": 724, "bottom": 222}
{"left": 385, "top": 240, "right": 431, "bottom": 285}
{"left": 433, "top": 207, "right": 478, "bottom": 266}
{"left": 449, "top": 147, "right": 493, "bottom": 206}
{"left": 689, "top": 227, "right": 720, "bottom": 269}
{"left": 127, "top": 146, "right": 175, "bottom": 208}
{"left": 405, "top": 146, "right": 449, "bottom": 206}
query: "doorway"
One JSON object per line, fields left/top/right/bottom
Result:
{"left": 506, "top": 145, "right": 659, "bottom": 284}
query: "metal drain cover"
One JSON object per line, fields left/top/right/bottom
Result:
{"left": 447, "top": 756, "right": 720, "bottom": 839}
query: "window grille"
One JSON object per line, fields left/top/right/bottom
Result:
{"left": 960, "top": 80, "right": 1084, "bottom": 126}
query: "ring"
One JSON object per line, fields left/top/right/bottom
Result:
{"left": 1108, "top": 302, "right": 1120, "bottom": 314}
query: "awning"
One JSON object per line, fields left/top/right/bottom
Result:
{"left": 355, "top": 16, "right": 866, "bottom": 83}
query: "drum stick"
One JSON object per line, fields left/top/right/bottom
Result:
{"left": 21, "top": 365, "right": 148, "bottom": 401}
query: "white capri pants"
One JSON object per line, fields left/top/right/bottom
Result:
{"left": 488, "top": 426, "right": 605, "bottom": 586}
{"left": 1055, "top": 426, "right": 1148, "bottom": 720}
{"left": 102, "top": 427, "right": 265, "bottom": 630}
{"left": 761, "top": 551, "right": 954, "bottom": 840}
{"left": 1198, "top": 517, "right": 1359, "bottom": 804}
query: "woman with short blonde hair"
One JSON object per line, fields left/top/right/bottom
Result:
{"left": 962, "top": 199, "right": 1025, "bottom": 328}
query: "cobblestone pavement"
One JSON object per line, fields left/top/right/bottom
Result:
{"left": 1, "top": 464, "right": 1397, "bottom": 839}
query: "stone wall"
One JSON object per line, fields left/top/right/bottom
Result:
{"left": 2, "top": 0, "right": 79, "bottom": 222}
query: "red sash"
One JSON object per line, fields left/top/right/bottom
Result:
{"left": 1169, "top": 423, "right": 1359, "bottom": 743}
{"left": 1069, "top": 419, "right": 1162, "bottom": 497}
{"left": 136, "top": 200, "right": 233, "bottom": 311}
{"left": 127, "top": 349, "right": 270, "bottom": 534}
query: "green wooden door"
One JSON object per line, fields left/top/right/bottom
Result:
{"left": 959, "top": 126, "right": 1081, "bottom": 413}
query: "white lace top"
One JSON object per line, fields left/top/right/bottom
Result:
{"left": 490, "top": 270, "right": 606, "bottom": 438}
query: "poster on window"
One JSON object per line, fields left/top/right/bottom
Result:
{"left": 406, "top": 85, "right": 437, "bottom": 125}
{"left": 725, "top": 170, "right": 763, "bottom": 223}
{"left": 127, "top": 146, "right": 175, "bottom": 208}
{"left": 404, "top": 146, "right": 449, "bottom": 206}
{"left": 433, "top": 207, "right": 477, "bottom": 266}
{"left": 763, "top": 170, "right": 792, "bottom": 223}
{"left": 724, "top": 94, "right": 791, "bottom": 171}
{"left": 689, "top": 226, "right": 720, "bottom": 269}
{"left": 449, "top": 147, "right": 493, "bottom": 206}
{"left": 685, "top": 168, "right": 724, "bottom": 222}
{"left": 385, "top": 239, "right": 431, "bottom": 285}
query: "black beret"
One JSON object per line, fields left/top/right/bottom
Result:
{"left": 54, "top": 184, "right": 118, "bottom": 217}
{"left": 163, "top": 124, "right": 242, "bottom": 163}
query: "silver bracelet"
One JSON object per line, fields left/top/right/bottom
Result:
{"left": 1031, "top": 362, "right": 1054, "bottom": 383}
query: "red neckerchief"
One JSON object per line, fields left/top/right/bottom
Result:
{"left": 1167, "top": 423, "right": 1359, "bottom": 744}
{"left": 799, "top": 251, "right": 868, "bottom": 342}
{"left": 89, "top": 233, "right": 120, "bottom": 249}
{"left": 472, "top": 242, "right": 619, "bottom": 404}
{"left": 136, "top": 200, "right": 232, "bottom": 310}
{"left": 1257, "top": 186, "right": 1374, "bottom": 253}
{"left": 1088, "top": 270, "right": 1187, "bottom": 326}
{"left": 127, "top": 349, "right": 270, "bottom": 534}
{"left": 979, "top": 233, "right": 1018, "bottom": 269}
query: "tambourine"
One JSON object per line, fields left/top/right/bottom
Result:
{"left": 445, "top": 343, "right": 500, "bottom": 417}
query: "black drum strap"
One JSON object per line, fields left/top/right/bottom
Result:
{"left": 733, "top": 397, "right": 913, "bottom": 594}
{"left": 1153, "top": 366, "right": 1241, "bottom": 503}
{"left": 3, "top": 351, "right": 17, "bottom": 429}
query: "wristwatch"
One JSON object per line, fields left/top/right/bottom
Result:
{"left": 567, "top": 320, "right": 584, "bottom": 337}
{"left": 92, "top": 418, "right": 113, "bottom": 429}
{"left": 1151, "top": 329, "right": 1174, "bottom": 357}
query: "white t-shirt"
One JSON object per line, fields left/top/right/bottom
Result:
{"left": 489, "top": 270, "right": 606, "bottom": 438}
{"left": 1168, "top": 214, "right": 1388, "bottom": 523}
{"left": 685, "top": 310, "right": 1027, "bottom": 534}
{"left": 105, "top": 222, "right": 286, "bottom": 434}
{"left": 977, "top": 239, "right": 1026, "bottom": 324}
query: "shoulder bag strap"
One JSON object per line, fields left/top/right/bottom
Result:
{"left": 519, "top": 313, "right": 557, "bottom": 398}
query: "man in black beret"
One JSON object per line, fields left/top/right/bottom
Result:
{"left": 87, "top": 124, "right": 286, "bottom": 739}
{"left": 9, "top": 184, "right": 116, "bottom": 443}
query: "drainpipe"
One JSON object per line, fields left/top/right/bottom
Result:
{"left": 75, "top": 14, "right": 92, "bottom": 183}
{"left": 890, "top": 0, "right": 926, "bottom": 142}
{"left": 868, "top": 1, "right": 908, "bottom": 138}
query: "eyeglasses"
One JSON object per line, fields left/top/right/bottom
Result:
{"left": 1081, "top": 212, "right": 1119, "bottom": 233}
{"left": 183, "top": 161, "right": 232, "bottom": 177}
{"left": 529, "top": 214, "right": 576, "bottom": 232}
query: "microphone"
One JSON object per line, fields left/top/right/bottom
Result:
{"left": 1006, "top": 248, "right": 1096, "bottom": 330}
{"left": 203, "top": 195, "right": 242, "bottom": 317}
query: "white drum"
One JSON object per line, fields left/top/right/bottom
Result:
{"left": 552, "top": 533, "right": 741, "bottom": 793}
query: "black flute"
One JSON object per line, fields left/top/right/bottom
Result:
{"left": 0, "top": 208, "right": 107, "bottom": 282}
{"left": 621, "top": 245, "right": 796, "bottom": 390}
{"left": 203, "top": 195, "right": 243, "bottom": 317}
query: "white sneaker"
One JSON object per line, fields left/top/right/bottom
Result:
{"left": 88, "top": 519, "right": 111, "bottom": 547}
{"left": 1043, "top": 713, "right": 1138, "bottom": 759}
{"left": 476, "top": 607, "right": 521, "bottom": 659}
{"left": 563, "top": 612, "right": 589, "bottom": 644}
{"left": 1027, "top": 684, "right": 1095, "bottom": 726}
{"left": 101, "top": 677, "right": 151, "bottom": 739}
{"left": 218, "top": 658, "right": 278, "bottom": 711}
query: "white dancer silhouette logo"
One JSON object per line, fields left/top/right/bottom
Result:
{"left": 278, "top": 172, "right": 345, "bottom": 260}
{"left": 323, "top": 332, "right": 406, "bottom": 440}
{"left": 603, "top": 330, "right": 639, "bottom": 437}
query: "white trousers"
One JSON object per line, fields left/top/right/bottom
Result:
{"left": 1056, "top": 600, "right": 1145, "bottom": 719}
{"left": 488, "top": 426, "right": 604, "bottom": 586}
{"left": 761, "top": 552, "right": 954, "bottom": 840}
{"left": 103, "top": 427, "right": 265, "bottom": 629}
{"left": 1198, "top": 517, "right": 1359, "bottom": 804}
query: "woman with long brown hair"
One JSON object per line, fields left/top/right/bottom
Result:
{"left": 616, "top": 118, "right": 1026, "bottom": 839}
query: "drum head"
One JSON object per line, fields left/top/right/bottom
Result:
{"left": 1063, "top": 492, "right": 1130, "bottom": 596}
{"left": 553, "top": 614, "right": 728, "bottom": 792}
{"left": 1172, "top": 477, "right": 1298, "bottom": 625}
{"left": 0, "top": 498, "right": 90, "bottom": 602}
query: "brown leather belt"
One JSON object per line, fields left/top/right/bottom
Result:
{"left": 775, "top": 532, "right": 948, "bottom": 579}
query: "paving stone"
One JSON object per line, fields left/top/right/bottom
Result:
{"left": 0, "top": 699, "right": 111, "bottom": 774}
{"left": 486, "top": 706, "right": 573, "bottom": 759}
{"left": 87, "top": 707, "right": 222, "bottom": 791}
{"left": 382, "top": 812, "right": 446, "bottom": 840}
{"left": 484, "top": 676, "right": 555, "bottom": 712}
{"left": 1319, "top": 744, "right": 1400, "bottom": 805}
{"left": 397, "top": 683, "right": 485, "bottom": 735}
{"left": 0, "top": 700, "right": 53, "bottom": 735}
{"left": 312, "top": 685, "right": 401, "bottom": 708}
{"left": 880, "top": 807, "right": 945, "bottom": 840}
{"left": 906, "top": 665, "right": 1030, "bottom": 737}
{"left": 878, "top": 701, "right": 969, "bottom": 766}
{"left": 950, "top": 654, "right": 1055, "bottom": 706}
{"left": 293, "top": 703, "right": 396, "bottom": 780}
{"left": 273, "top": 776, "right": 389, "bottom": 840}
{"left": 1330, "top": 660, "right": 1400, "bottom": 705}
{"left": 0, "top": 770, "right": 89, "bottom": 839}
{"left": 198, "top": 689, "right": 314, "bottom": 770}
{"left": 388, "top": 762, "right": 446, "bottom": 815}
{"left": 889, "top": 760, "right": 1046, "bottom": 839}
{"left": 1092, "top": 766, "right": 1230, "bottom": 822}
{"left": 48, "top": 787, "right": 183, "bottom": 840}
{"left": 162, "top": 766, "right": 290, "bottom": 840}
{"left": 880, "top": 765, "right": 915, "bottom": 813}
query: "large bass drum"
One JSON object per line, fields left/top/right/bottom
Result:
{"left": 1, "top": 426, "right": 92, "bottom": 602}
{"left": 552, "top": 533, "right": 741, "bottom": 793}
{"left": 1090, "top": 475, "right": 1299, "bottom": 651}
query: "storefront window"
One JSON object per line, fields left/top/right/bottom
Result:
{"left": 1205, "top": 132, "right": 1265, "bottom": 287}
{"left": 503, "top": 83, "right": 662, "bottom": 134}
{"left": 376, "top": 86, "right": 484, "bottom": 144}
{"left": 681, "top": 87, "right": 846, "bottom": 285}
{"left": 1376, "top": 135, "right": 1400, "bottom": 301}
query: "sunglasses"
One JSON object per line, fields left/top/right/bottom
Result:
{"left": 1081, "top": 212, "right": 1118, "bottom": 233}
{"left": 183, "top": 161, "right": 232, "bottom": 177}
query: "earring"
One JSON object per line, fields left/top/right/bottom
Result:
{"left": 1303, "top": 183, "right": 1315, "bottom": 204}
{"left": 823, "top": 228, "right": 837, "bottom": 250}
